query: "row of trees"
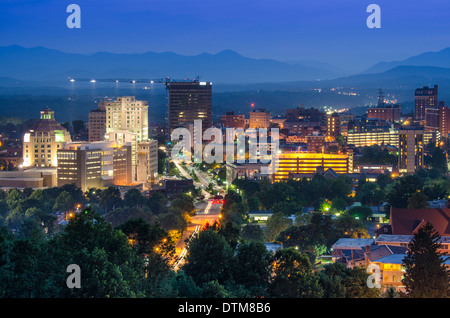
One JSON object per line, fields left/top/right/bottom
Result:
{"left": 0, "top": 184, "right": 197, "bottom": 241}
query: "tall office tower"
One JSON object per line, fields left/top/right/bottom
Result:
{"left": 105, "top": 96, "right": 149, "bottom": 143}
{"left": 136, "top": 139, "right": 158, "bottom": 184}
{"left": 249, "top": 109, "right": 271, "bottom": 129}
{"left": 23, "top": 108, "right": 72, "bottom": 168}
{"left": 221, "top": 112, "right": 246, "bottom": 129}
{"left": 415, "top": 85, "right": 438, "bottom": 121}
{"left": 113, "top": 144, "right": 133, "bottom": 186}
{"left": 326, "top": 113, "right": 341, "bottom": 139}
{"left": 167, "top": 82, "right": 212, "bottom": 137}
{"left": 439, "top": 102, "right": 450, "bottom": 137}
{"left": 88, "top": 100, "right": 106, "bottom": 142}
{"left": 398, "top": 128, "right": 424, "bottom": 174}
{"left": 425, "top": 107, "right": 440, "bottom": 132}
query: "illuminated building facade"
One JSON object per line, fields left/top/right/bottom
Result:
{"left": 23, "top": 108, "right": 72, "bottom": 168}
{"left": 367, "top": 104, "right": 401, "bottom": 122}
{"left": 57, "top": 141, "right": 132, "bottom": 192}
{"left": 398, "top": 128, "right": 423, "bottom": 174}
{"left": 347, "top": 128, "right": 399, "bottom": 148}
{"left": 105, "top": 96, "right": 149, "bottom": 143}
{"left": 415, "top": 85, "right": 438, "bottom": 121}
{"left": 136, "top": 139, "right": 158, "bottom": 185}
{"left": 326, "top": 113, "right": 341, "bottom": 139}
{"left": 274, "top": 152, "right": 352, "bottom": 181}
{"left": 249, "top": 109, "right": 271, "bottom": 129}
{"left": 168, "top": 82, "right": 212, "bottom": 135}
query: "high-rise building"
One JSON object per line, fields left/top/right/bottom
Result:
{"left": 104, "top": 96, "right": 149, "bottom": 143}
{"left": 23, "top": 108, "right": 72, "bottom": 168}
{"left": 398, "top": 128, "right": 424, "bottom": 174}
{"left": 249, "top": 109, "right": 271, "bottom": 129}
{"left": 88, "top": 100, "right": 106, "bottom": 142}
{"left": 439, "top": 102, "right": 450, "bottom": 137}
{"left": 415, "top": 85, "right": 438, "bottom": 121}
{"left": 425, "top": 107, "right": 440, "bottom": 132}
{"left": 167, "top": 82, "right": 212, "bottom": 136}
{"left": 326, "top": 113, "right": 341, "bottom": 139}
{"left": 136, "top": 139, "right": 158, "bottom": 185}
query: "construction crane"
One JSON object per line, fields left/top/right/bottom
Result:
{"left": 67, "top": 76, "right": 200, "bottom": 85}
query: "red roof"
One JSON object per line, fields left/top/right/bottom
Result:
{"left": 390, "top": 208, "right": 450, "bottom": 236}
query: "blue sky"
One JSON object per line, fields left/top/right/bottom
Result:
{"left": 1, "top": 0, "right": 450, "bottom": 72}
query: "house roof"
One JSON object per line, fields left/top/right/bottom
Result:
{"left": 376, "top": 234, "right": 450, "bottom": 245}
{"left": 332, "top": 238, "right": 374, "bottom": 249}
{"left": 365, "top": 244, "right": 408, "bottom": 262}
{"left": 374, "top": 253, "right": 406, "bottom": 265}
{"left": 390, "top": 208, "right": 450, "bottom": 236}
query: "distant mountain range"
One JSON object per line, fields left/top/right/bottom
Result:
{"left": 2, "top": 45, "right": 450, "bottom": 90}
{"left": 362, "top": 47, "right": 450, "bottom": 74}
{"left": 0, "top": 45, "right": 344, "bottom": 84}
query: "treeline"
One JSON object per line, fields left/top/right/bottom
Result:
{"left": 0, "top": 185, "right": 197, "bottom": 239}
{"left": 0, "top": 207, "right": 380, "bottom": 298}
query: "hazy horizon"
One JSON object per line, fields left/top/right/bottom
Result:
{"left": 2, "top": 0, "right": 450, "bottom": 73}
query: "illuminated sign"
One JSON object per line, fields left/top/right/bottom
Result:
{"left": 55, "top": 131, "right": 65, "bottom": 142}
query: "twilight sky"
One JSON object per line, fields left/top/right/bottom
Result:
{"left": 1, "top": 0, "right": 450, "bottom": 72}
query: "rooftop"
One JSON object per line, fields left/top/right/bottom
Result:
{"left": 332, "top": 238, "right": 375, "bottom": 249}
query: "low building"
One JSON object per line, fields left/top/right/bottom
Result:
{"left": 57, "top": 141, "right": 133, "bottom": 192}
{"left": 331, "top": 238, "right": 375, "bottom": 262}
{"left": 150, "top": 178, "right": 194, "bottom": 197}
{"left": 274, "top": 152, "right": 352, "bottom": 181}
{"left": 0, "top": 168, "right": 57, "bottom": 189}
{"left": 225, "top": 161, "right": 273, "bottom": 184}
{"left": 248, "top": 210, "right": 273, "bottom": 222}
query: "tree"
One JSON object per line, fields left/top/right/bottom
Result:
{"left": 232, "top": 242, "right": 272, "bottom": 294}
{"left": 347, "top": 206, "right": 373, "bottom": 220}
{"left": 268, "top": 247, "right": 323, "bottom": 298}
{"left": 402, "top": 222, "right": 450, "bottom": 297}
{"left": 240, "top": 224, "right": 265, "bottom": 243}
{"left": 331, "top": 197, "right": 347, "bottom": 212}
{"left": 123, "top": 188, "right": 146, "bottom": 208}
{"left": 334, "top": 213, "right": 370, "bottom": 239}
{"left": 51, "top": 207, "right": 146, "bottom": 298}
{"left": 99, "top": 187, "right": 123, "bottom": 214}
{"left": 265, "top": 213, "right": 293, "bottom": 242}
{"left": 117, "top": 218, "right": 173, "bottom": 257}
{"left": 386, "top": 175, "right": 422, "bottom": 208}
{"left": 182, "top": 229, "right": 234, "bottom": 286}
{"left": 52, "top": 191, "right": 75, "bottom": 212}
{"left": 407, "top": 192, "right": 429, "bottom": 209}
{"left": 147, "top": 192, "right": 168, "bottom": 215}
{"left": 431, "top": 147, "right": 447, "bottom": 173}
{"left": 319, "top": 263, "right": 379, "bottom": 298}
{"left": 201, "top": 280, "right": 230, "bottom": 298}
